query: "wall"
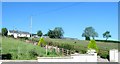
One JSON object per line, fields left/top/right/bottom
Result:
{"left": 109, "top": 49, "right": 118, "bottom": 62}
{"left": 37, "top": 53, "right": 97, "bottom": 62}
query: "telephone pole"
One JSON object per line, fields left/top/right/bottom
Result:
{"left": 30, "top": 16, "right": 32, "bottom": 41}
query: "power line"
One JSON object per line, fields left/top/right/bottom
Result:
{"left": 32, "top": 3, "right": 80, "bottom": 16}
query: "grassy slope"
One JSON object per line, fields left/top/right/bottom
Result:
{"left": 44, "top": 38, "right": 119, "bottom": 59}
{"left": 45, "top": 38, "right": 118, "bottom": 50}
{"left": 1, "top": 37, "right": 59, "bottom": 60}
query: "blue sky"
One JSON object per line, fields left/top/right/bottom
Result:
{"left": 2, "top": 2, "right": 118, "bottom": 40}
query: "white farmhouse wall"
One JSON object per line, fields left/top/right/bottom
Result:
{"left": 26, "top": 34, "right": 30, "bottom": 37}
{"left": 19, "top": 34, "right": 30, "bottom": 37}
{"left": 19, "top": 34, "right": 26, "bottom": 37}
{"left": 110, "top": 49, "right": 118, "bottom": 62}
{"left": 13, "top": 33, "right": 18, "bottom": 38}
{"left": 7, "top": 31, "right": 13, "bottom": 35}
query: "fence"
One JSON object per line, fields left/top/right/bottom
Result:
{"left": 46, "top": 45, "right": 75, "bottom": 56}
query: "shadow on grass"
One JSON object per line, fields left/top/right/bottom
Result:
{"left": 0, "top": 53, "right": 12, "bottom": 60}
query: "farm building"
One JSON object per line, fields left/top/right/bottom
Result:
{"left": 8, "top": 30, "right": 30, "bottom": 38}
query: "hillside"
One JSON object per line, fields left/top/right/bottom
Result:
{"left": 1, "top": 36, "right": 119, "bottom": 60}
{"left": 37, "top": 38, "right": 118, "bottom": 51}
{"left": 32, "top": 37, "right": 118, "bottom": 59}
{"left": 1, "top": 37, "right": 59, "bottom": 60}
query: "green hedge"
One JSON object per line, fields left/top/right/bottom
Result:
{"left": 95, "top": 40, "right": 120, "bottom": 43}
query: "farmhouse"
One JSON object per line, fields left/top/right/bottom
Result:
{"left": 32, "top": 34, "right": 39, "bottom": 38}
{"left": 8, "top": 30, "right": 30, "bottom": 38}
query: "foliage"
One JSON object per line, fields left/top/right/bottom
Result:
{"left": 54, "top": 27, "right": 64, "bottom": 38}
{"left": 95, "top": 40, "right": 120, "bottom": 43}
{"left": 29, "top": 49, "right": 38, "bottom": 58}
{"left": 43, "top": 34, "right": 48, "bottom": 36}
{"left": 88, "top": 40, "right": 98, "bottom": 52}
{"left": 1, "top": 37, "right": 59, "bottom": 60}
{"left": 8, "top": 35, "right": 14, "bottom": 38}
{"left": 47, "top": 27, "right": 64, "bottom": 39}
{"left": 18, "top": 37, "right": 28, "bottom": 40}
{"left": 82, "top": 27, "right": 98, "bottom": 40}
{"left": 103, "top": 31, "right": 111, "bottom": 40}
{"left": 1, "top": 28, "right": 8, "bottom": 36}
{"left": 47, "top": 30, "right": 55, "bottom": 38}
{"left": 21, "top": 37, "right": 118, "bottom": 59}
{"left": 37, "top": 30, "right": 43, "bottom": 37}
{"left": 38, "top": 37, "right": 46, "bottom": 47}
{"left": 98, "top": 50, "right": 109, "bottom": 59}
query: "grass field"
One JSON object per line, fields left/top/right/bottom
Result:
{"left": 48, "top": 38, "right": 118, "bottom": 50}
{"left": 1, "top": 36, "right": 119, "bottom": 60}
{"left": 33, "top": 38, "right": 118, "bottom": 51}
{"left": 46, "top": 38, "right": 119, "bottom": 59}
{"left": 1, "top": 36, "right": 60, "bottom": 60}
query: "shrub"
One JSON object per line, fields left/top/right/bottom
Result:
{"left": 1, "top": 28, "right": 8, "bottom": 36}
{"left": 100, "top": 53, "right": 109, "bottom": 59}
{"left": 98, "top": 50, "right": 109, "bottom": 59}
{"left": 88, "top": 40, "right": 98, "bottom": 52}
{"left": 29, "top": 49, "right": 38, "bottom": 58}
{"left": 18, "top": 37, "right": 28, "bottom": 40}
{"left": 8, "top": 35, "right": 14, "bottom": 38}
{"left": 38, "top": 37, "right": 46, "bottom": 47}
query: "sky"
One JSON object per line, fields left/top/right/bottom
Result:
{"left": 2, "top": 2, "right": 118, "bottom": 40}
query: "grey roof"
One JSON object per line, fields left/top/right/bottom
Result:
{"left": 9, "top": 30, "right": 30, "bottom": 34}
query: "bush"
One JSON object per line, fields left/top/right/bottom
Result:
{"left": 29, "top": 49, "right": 38, "bottom": 58}
{"left": 38, "top": 37, "right": 46, "bottom": 47}
{"left": 100, "top": 53, "right": 109, "bottom": 59}
{"left": 8, "top": 35, "right": 14, "bottom": 38}
{"left": 88, "top": 40, "right": 98, "bottom": 52}
{"left": 98, "top": 50, "right": 109, "bottom": 60}
{"left": 18, "top": 37, "right": 28, "bottom": 40}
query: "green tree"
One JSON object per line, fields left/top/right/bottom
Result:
{"left": 53, "top": 27, "right": 64, "bottom": 38}
{"left": 43, "top": 34, "right": 48, "bottom": 36}
{"left": 47, "top": 30, "right": 55, "bottom": 38}
{"left": 47, "top": 27, "right": 64, "bottom": 39}
{"left": 88, "top": 40, "right": 98, "bottom": 52}
{"left": 103, "top": 31, "right": 111, "bottom": 40}
{"left": 82, "top": 27, "right": 98, "bottom": 40}
{"left": 38, "top": 37, "right": 46, "bottom": 47}
{"left": 37, "top": 30, "right": 43, "bottom": 37}
{"left": 1, "top": 28, "right": 8, "bottom": 36}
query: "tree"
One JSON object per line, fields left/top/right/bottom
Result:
{"left": 53, "top": 27, "right": 64, "bottom": 38}
{"left": 103, "top": 31, "right": 111, "bottom": 40}
{"left": 43, "top": 34, "right": 48, "bottom": 36}
{"left": 37, "top": 30, "right": 43, "bottom": 37}
{"left": 47, "top": 30, "right": 55, "bottom": 38}
{"left": 82, "top": 27, "right": 98, "bottom": 40}
{"left": 1, "top": 28, "right": 8, "bottom": 36}
{"left": 88, "top": 40, "right": 98, "bottom": 52}
{"left": 38, "top": 37, "right": 46, "bottom": 47}
{"left": 47, "top": 27, "right": 64, "bottom": 39}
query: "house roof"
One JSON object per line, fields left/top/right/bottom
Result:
{"left": 9, "top": 30, "right": 30, "bottom": 34}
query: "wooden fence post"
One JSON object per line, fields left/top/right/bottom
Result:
{"left": 56, "top": 46, "right": 58, "bottom": 53}
{"left": 67, "top": 50, "right": 69, "bottom": 56}
{"left": 46, "top": 45, "right": 48, "bottom": 55}
{"left": 62, "top": 48, "right": 64, "bottom": 56}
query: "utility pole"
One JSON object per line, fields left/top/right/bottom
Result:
{"left": 30, "top": 16, "right": 32, "bottom": 42}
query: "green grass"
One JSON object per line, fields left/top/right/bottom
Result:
{"left": 2, "top": 36, "right": 118, "bottom": 60}
{"left": 48, "top": 38, "right": 119, "bottom": 59}
{"left": 43, "top": 38, "right": 118, "bottom": 51}
{"left": 31, "top": 37, "right": 118, "bottom": 51}
{"left": 1, "top": 37, "right": 60, "bottom": 60}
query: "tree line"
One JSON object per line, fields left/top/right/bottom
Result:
{"left": 1, "top": 26, "right": 111, "bottom": 40}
